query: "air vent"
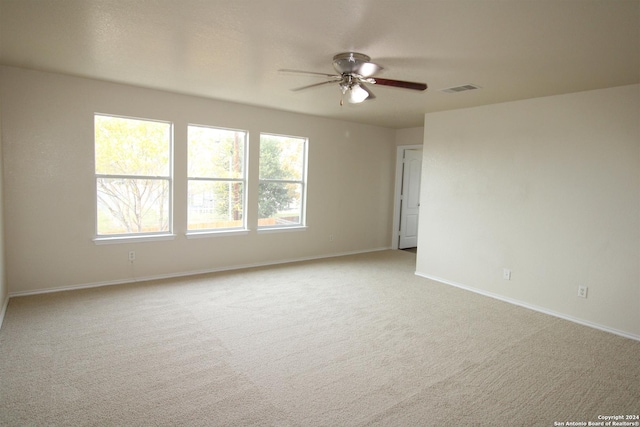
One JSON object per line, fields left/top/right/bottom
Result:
{"left": 440, "top": 84, "right": 481, "bottom": 94}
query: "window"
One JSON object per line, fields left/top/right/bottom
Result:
{"left": 258, "top": 133, "right": 307, "bottom": 228}
{"left": 95, "top": 114, "right": 172, "bottom": 237}
{"left": 187, "top": 125, "right": 247, "bottom": 232}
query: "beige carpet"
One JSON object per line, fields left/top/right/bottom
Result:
{"left": 1, "top": 250, "right": 638, "bottom": 426}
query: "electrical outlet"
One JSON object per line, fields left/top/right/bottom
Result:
{"left": 503, "top": 268, "right": 511, "bottom": 280}
{"left": 578, "top": 285, "right": 588, "bottom": 298}
{"left": 128, "top": 251, "right": 136, "bottom": 262}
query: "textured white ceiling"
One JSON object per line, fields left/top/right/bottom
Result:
{"left": 1, "top": 0, "right": 638, "bottom": 128}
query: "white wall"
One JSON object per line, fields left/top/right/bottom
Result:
{"left": 417, "top": 85, "right": 640, "bottom": 339}
{"left": 1, "top": 66, "right": 397, "bottom": 294}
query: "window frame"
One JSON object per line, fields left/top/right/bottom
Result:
{"left": 93, "top": 113, "right": 174, "bottom": 242}
{"left": 186, "top": 124, "right": 249, "bottom": 235}
{"left": 257, "top": 132, "right": 308, "bottom": 231}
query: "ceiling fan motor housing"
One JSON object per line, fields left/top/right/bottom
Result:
{"left": 332, "top": 52, "right": 373, "bottom": 75}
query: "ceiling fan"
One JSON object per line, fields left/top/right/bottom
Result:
{"left": 280, "top": 52, "right": 428, "bottom": 105}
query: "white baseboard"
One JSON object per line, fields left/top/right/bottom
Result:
{"left": 7, "top": 247, "right": 391, "bottom": 299}
{"left": 415, "top": 271, "right": 640, "bottom": 343}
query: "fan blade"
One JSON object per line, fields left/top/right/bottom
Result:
{"left": 279, "top": 69, "right": 340, "bottom": 79}
{"left": 290, "top": 80, "right": 337, "bottom": 92}
{"left": 354, "top": 62, "right": 382, "bottom": 78}
{"left": 371, "top": 78, "right": 427, "bottom": 91}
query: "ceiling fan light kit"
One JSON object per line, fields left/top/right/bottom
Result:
{"left": 344, "top": 84, "right": 369, "bottom": 104}
{"left": 281, "top": 52, "right": 427, "bottom": 105}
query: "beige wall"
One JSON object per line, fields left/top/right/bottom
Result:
{"left": 417, "top": 84, "right": 640, "bottom": 338}
{"left": 395, "top": 126, "right": 424, "bottom": 147}
{"left": 1, "top": 66, "right": 397, "bottom": 294}
{"left": 0, "top": 87, "right": 7, "bottom": 322}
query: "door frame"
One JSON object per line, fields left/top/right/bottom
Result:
{"left": 391, "top": 144, "right": 423, "bottom": 250}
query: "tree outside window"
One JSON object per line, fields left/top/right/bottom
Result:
{"left": 258, "top": 134, "right": 307, "bottom": 228}
{"left": 187, "top": 125, "right": 247, "bottom": 231}
{"left": 95, "top": 114, "right": 172, "bottom": 236}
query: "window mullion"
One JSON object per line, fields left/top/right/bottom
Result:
{"left": 97, "top": 174, "right": 171, "bottom": 180}
{"left": 189, "top": 177, "right": 244, "bottom": 183}
{"left": 258, "top": 178, "right": 303, "bottom": 185}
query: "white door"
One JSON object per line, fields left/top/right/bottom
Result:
{"left": 398, "top": 149, "right": 422, "bottom": 249}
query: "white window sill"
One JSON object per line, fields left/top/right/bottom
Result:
{"left": 186, "top": 229, "right": 250, "bottom": 239}
{"left": 93, "top": 234, "right": 177, "bottom": 245}
{"left": 257, "top": 226, "right": 308, "bottom": 234}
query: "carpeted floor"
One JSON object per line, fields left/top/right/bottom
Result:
{"left": 1, "top": 250, "right": 638, "bottom": 426}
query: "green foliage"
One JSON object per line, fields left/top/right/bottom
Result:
{"left": 258, "top": 137, "right": 296, "bottom": 219}
{"left": 258, "top": 182, "right": 292, "bottom": 219}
